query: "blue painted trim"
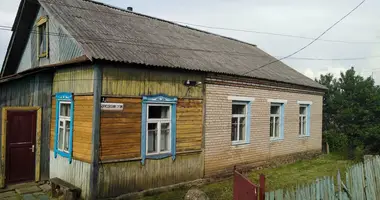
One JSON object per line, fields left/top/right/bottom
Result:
{"left": 141, "top": 103, "right": 147, "bottom": 165}
{"left": 141, "top": 94, "right": 178, "bottom": 165}
{"left": 246, "top": 101, "right": 251, "bottom": 144}
{"left": 280, "top": 103, "right": 285, "bottom": 139}
{"left": 54, "top": 97, "right": 59, "bottom": 158}
{"left": 171, "top": 102, "right": 177, "bottom": 161}
{"left": 307, "top": 104, "right": 311, "bottom": 136}
{"left": 146, "top": 153, "right": 172, "bottom": 160}
{"left": 54, "top": 92, "right": 74, "bottom": 163}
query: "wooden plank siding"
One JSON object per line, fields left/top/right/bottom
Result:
{"left": 99, "top": 97, "right": 203, "bottom": 161}
{"left": 102, "top": 66, "right": 204, "bottom": 98}
{"left": 100, "top": 98, "right": 141, "bottom": 160}
{"left": 0, "top": 72, "right": 52, "bottom": 180}
{"left": 177, "top": 99, "right": 203, "bottom": 152}
{"left": 50, "top": 96, "right": 93, "bottom": 163}
{"left": 52, "top": 65, "right": 94, "bottom": 94}
{"left": 98, "top": 152, "right": 204, "bottom": 198}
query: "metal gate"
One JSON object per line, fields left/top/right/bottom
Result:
{"left": 233, "top": 170, "right": 265, "bottom": 200}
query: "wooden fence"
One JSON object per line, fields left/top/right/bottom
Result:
{"left": 265, "top": 155, "right": 380, "bottom": 200}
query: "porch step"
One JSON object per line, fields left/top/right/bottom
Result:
{"left": 15, "top": 186, "right": 41, "bottom": 194}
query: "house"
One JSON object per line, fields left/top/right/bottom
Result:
{"left": 0, "top": 0, "right": 326, "bottom": 199}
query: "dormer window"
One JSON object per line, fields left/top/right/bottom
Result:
{"left": 37, "top": 16, "right": 48, "bottom": 58}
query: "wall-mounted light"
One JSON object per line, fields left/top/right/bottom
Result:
{"left": 184, "top": 80, "right": 202, "bottom": 87}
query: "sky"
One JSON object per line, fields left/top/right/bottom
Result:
{"left": 1, "top": 0, "right": 380, "bottom": 82}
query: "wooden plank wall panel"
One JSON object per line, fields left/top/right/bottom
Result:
{"left": 50, "top": 96, "right": 93, "bottom": 163}
{"left": 52, "top": 66, "right": 94, "bottom": 94}
{"left": 98, "top": 152, "right": 204, "bottom": 198}
{"left": 100, "top": 98, "right": 141, "bottom": 161}
{"left": 0, "top": 73, "right": 53, "bottom": 180}
{"left": 49, "top": 151, "right": 90, "bottom": 199}
{"left": 102, "top": 66, "right": 204, "bottom": 98}
{"left": 177, "top": 99, "right": 203, "bottom": 152}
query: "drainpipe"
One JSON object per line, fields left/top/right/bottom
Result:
{"left": 89, "top": 64, "right": 102, "bottom": 199}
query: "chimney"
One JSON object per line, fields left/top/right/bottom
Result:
{"left": 127, "top": 7, "right": 133, "bottom": 12}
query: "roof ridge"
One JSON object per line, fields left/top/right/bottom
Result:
{"left": 82, "top": 0, "right": 258, "bottom": 49}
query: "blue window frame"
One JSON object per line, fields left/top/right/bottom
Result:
{"left": 141, "top": 94, "right": 177, "bottom": 165}
{"left": 231, "top": 101, "right": 251, "bottom": 145}
{"left": 54, "top": 92, "right": 74, "bottom": 163}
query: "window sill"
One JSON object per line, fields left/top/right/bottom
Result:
{"left": 232, "top": 141, "right": 249, "bottom": 146}
{"left": 270, "top": 138, "right": 284, "bottom": 142}
{"left": 146, "top": 153, "right": 172, "bottom": 160}
{"left": 55, "top": 150, "right": 70, "bottom": 158}
{"left": 298, "top": 135, "right": 310, "bottom": 139}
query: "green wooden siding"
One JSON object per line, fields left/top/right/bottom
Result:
{"left": 53, "top": 65, "right": 94, "bottom": 94}
{"left": 102, "top": 66, "right": 204, "bottom": 98}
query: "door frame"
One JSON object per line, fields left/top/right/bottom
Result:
{"left": 0, "top": 107, "right": 42, "bottom": 187}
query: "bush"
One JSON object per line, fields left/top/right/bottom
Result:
{"left": 323, "top": 131, "right": 348, "bottom": 153}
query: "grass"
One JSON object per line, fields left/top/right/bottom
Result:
{"left": 139, "top": 153, "right": 353, "bottom": 200}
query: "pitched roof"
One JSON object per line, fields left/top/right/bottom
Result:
{"left": 40, "top": 0, "right": 325, "bottom": 90}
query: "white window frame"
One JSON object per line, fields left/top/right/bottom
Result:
{"left": 270, "top": 103, "right": 281, "bottom": 140}
{"left": 58, "top": 101, "right": 71, "bottom": 153}
{"left": 146, "top": 104, "right": 172, "bottom": 155}
{"left": 299, "top": 105, "right": 308, "bottom": 136}
{"left": 231, "top": 102, "right": 248, "bottom": 144}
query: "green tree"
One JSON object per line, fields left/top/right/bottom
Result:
{"left": 316, "top": 67, "right": 380, "bottom": 157}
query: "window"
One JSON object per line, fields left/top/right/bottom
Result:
{"left": 270, "top": 104, "right": 281, "bottom": 139}
{"left": 54, "top": 92, "right": 74, "bottom": 163}
{"left": 141, "top": 95, "right": 177, "bottom": 165}
{"left": 37, "top": 16, "right": 48, "bottom": 58}
{"left": 58, "top": 102, "right": 71, "bottom": 152}
{"left": 147, "top": 105, "right": 171, "bottom": 155}
{"left": 299, "top": 105, "right": 307, "bottom": 136}
{"left": 231, "top": 102, "right": 247, "bottom": 143}
{"left": 297, "top": 101, "right": 312, "bottom": 137}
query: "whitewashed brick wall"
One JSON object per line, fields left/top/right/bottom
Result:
{"left": 204, "top": 83, "right": 323, "bottom": 176}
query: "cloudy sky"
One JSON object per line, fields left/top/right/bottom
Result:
{"left": 1, "top": 0, "right": 380, "bottom": 81}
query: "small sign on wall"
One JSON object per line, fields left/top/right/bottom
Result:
{"left": 101, "top": 103, "right": 124, "bottom": 111}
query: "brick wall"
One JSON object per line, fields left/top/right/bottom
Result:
{"left": 204, "top": 83, "right": 323, "bottom": 176}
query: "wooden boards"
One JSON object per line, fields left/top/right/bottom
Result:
{"left": 50, "top": 96, "right": 93, "bottom": 163}
{"left": 100, "top": 98, "right": 141, "bottom": 161}
{"left": 99, "top": 97, "right": 203, "bottom": 161}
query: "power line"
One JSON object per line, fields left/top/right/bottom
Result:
{"left": 176, "top": 21, "right": 380, "bottom": 44}
{"left": 242, "top": 0, "right": 367, "bottom": 76}
{"left": 1, "top": 24, "right": 380, "bottom": 62}
{"left": 27, "top": 0, "right": 380, "bottom": 45}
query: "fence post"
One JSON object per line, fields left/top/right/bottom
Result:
{"left": 259, "top": 174, "right": 265, "bottom": 200}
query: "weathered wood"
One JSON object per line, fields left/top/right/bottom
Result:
{"left": 53, "top": 66, "right": 94, "bottom": 94}
{"left": 102, "top": 66, "right": 204, "bottom": 98}
{"left": 0, "top": 73, "right": 52, "bottom": 181}
{"left": 49, "top": 151, "right": 90, "bottom": 199}
{"left": 97, "top": 152, "right": 204, "bottom": 198}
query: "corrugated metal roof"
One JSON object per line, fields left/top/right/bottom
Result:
{"left": 40, "top": 0, "right": 326, "bottom": 90}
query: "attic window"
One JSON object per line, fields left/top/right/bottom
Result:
{"left": 37, "top": 16, "right": 48, "bottom": 58}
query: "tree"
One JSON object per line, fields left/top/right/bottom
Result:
{"left": 316, "top": 67, "right": 380, "bottom": 157}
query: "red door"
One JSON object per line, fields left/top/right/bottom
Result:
{"left": 6, "top": 110, "right": 36, "bottom": 184}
